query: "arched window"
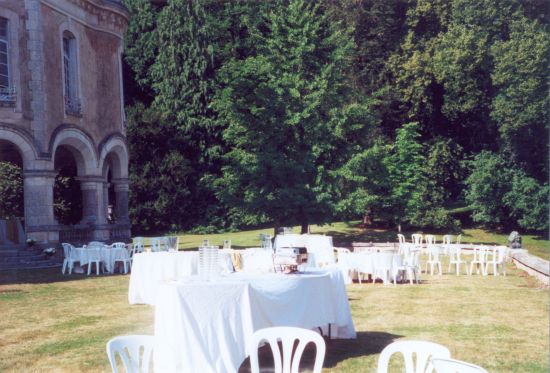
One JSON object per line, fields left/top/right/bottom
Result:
{"left": 62, "top": 31, "right": 80, "bottom": 115}
{"left": 0, "top": 17, "right": 15, "bottom": 105}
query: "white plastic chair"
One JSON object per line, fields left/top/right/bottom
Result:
{"left": 106, "top": 335, "right": 154, "bottom": 373}
{"left": 425, "top": 235, "right": 435, "bottom": 245}
{"left": 425, "top": 244, "right": 442, "bottom": 275}
{"left": 112, "top": 242, "right": 132, "bottom": 274}
{"left": 395, "top": 246, "right": 421, "bottom": 284}
{"left": 260, "top": 234, "right": 273, "bottom": 250}
{"left": 455, "top": 234, "right": 462, "bottom": 245}
{"left": 469, "top": 246, "right": 488, "bottom": 276}
{"left": 150, "top": 237, "right": 162, "bottom": 252}
{"left": 448, "top": 245, "right": 468, "bottom": 275}
{"left": 397, "top": 234, "right": 406, "bottom": 244}
{"left": 442, "top": 235, "right": 452, "bottom": 255}
{"left": 249, "top": 326, "right": 326, "bottom": 373}
{"left": 61, "top": 243, "right": 78, "bottom": 275}
{"left": 432, "top": 357, "right": 489, "bottom": 373}
{"left": 485, "top": 246, "right": 506, "bottom": 276}
{"left": 377, "top": 340, "right": 451, "bottom": 373}
{"left": 86, "top": 246, "right": 102, "bottom": 275}
{"left": 132, "top": 237, "right": 144, "bottom": 258}
{"left": 411, "top": 234, "right": 423, "bottom": 251}
{"left": 223, "top": 239, "right": 231, "bottom": 250}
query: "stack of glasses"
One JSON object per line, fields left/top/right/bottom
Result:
{"left": 198, "top": 245, "right": 219, "bottom": 281}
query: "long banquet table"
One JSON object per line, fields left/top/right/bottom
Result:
{"left": 153, "top": 268, "right": 356, "bottom": 373}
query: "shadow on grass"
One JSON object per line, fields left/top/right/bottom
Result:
{"left": 0, "top": 267, "right": 123, "bottom": 286}
{"left": 238, "top": 331, "right": 402, "bottom": 372}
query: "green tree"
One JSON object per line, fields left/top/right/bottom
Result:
{"left": 385, "top": 122, "right": 426, "bottom": 230}
{"left": 491, "top": 16, "right": 550, "bottom": 180}
{"left": 214, "top": 0, "right": 372, "bottom": 234}
{"left": 0, "top": 162, "right": 23, "bottom": 219}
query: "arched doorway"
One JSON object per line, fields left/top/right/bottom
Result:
{"left": 0, "top": 140, "right": 25, "bottom": 245}
{"left": 53, "top": 146, "right": 82, "bottom": 225}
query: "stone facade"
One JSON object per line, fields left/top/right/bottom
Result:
{"left": 0, "top": 0, "right": 130, "bottom": 244}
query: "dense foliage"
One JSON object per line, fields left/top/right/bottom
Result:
{"left": 0, "top": 162, "right": 23, "bottom": 219}
{"left": 123, "top": 0, "right": 549, "bottom": 234}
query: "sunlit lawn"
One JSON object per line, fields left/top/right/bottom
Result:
{"left": 0, "top": 223, "right": 547, "bottom": 372}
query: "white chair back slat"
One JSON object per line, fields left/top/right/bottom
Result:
{"left": 106, "top": 335, "right": 154, "bottom": 373}
{"left": 249, "top": 327, "right": 325, "bottom": 373}
{"left": 377, "top": 340, "right": 450, "bottom": 373}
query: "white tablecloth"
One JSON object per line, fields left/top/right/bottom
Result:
{"left": 273, "top": 234, "right": 335, "bottom": 267}
{"left": 338, "top": 252, "right": 402, "bottom": 284}
{"left": 128, "top": 252, "right": 199, "bottom": 305}
{"left": 73, "top": 246, "right": 125, "bottom": 273}
{"left": 128, "top": 250, "right": 268, "bottom": 305}
{"left": 154, "top": 268, "right": 355, "bottom": 373}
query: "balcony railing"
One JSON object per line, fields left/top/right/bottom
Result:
{"left": 65, "top": 95, "right": 82, "bottom": 116}
{"left": 0, "top": 86, "right": 16, "bottom": 106}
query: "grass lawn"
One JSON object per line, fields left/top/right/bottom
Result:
{"left": 0, "top": 223, "right": 547, "bottom": 372}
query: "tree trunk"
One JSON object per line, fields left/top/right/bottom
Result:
{"left": 300, "top": 221, "right": 309, "bottom": 234}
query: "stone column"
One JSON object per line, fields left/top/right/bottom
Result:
{"left": 78, "top": 177, "right": 106, "bottom": 225}
{"left": 23, "top": 170, "right": 57, "bottom": 243}
{"left": 112, "top": 178, "right": 130, "bottom": 224}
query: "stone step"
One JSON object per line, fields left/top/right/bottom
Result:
{"left": 0, "top": 261, "right": 61, "bottom": 271}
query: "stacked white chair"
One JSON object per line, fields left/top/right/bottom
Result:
{"left": 432, "top": 357, "right": 489, "bottom": 373}
{"left": 112, "top": 242, "right": 132, "bottom": 274}
{"left": 485, "top": 246, "right": 506, "bottom": 276}
{"left": 377, "top": 340, "right": 451, "bottom": 373}
{"left": 448, "top": 245, "right": 468, "bottom": 275}
{"left": 469, "top": 246, "right": 488, "bottom": 276}
{"left": 106, "top": 335, "right": 154, "bottom": 373}
{"left": 248, "top": 326, "right": 326, "bottom": 373}
{"left": 61, "top": 243, "right": 78, "bottom": 275}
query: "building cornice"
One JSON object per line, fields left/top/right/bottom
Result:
{"left": 41, "top": 0, "right": 129, "bottom": 39}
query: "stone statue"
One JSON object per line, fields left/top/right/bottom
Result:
{"left": 508, "top": 231, "right": 522, "bottom": 249}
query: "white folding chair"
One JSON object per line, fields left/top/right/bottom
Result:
{"left": 61, "top": 243, "right": 78, "bottom": 275}
{"left": 377, "top": 340, "right": 451, "bottom": 373}
{"left": 106, "top": 335, "right": 154, "bottom": 373}
{"left": 432, "top": 357, "right": 489, "bottom": 373}
{"left": 469, "top": 246, "right": 488, "bottom": 276}
{"left": 448, "top": 245, "right": 468, "bottom": 275}
{"left": 485, "top": 246, "right": 506, "bottom": 276}
{"left": 112, "top": 242, "right": 132, "bottom": 274}
{"left": 249, "top": 326, "right": 326, "bottom": 373}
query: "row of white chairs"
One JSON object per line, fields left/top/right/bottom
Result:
{"left": 107, "top": 331, "right": 488, "bottom": 373}
{"left": 424, "top": 244, "right": 507, "bottom": 276}
{"left": 398, "top": 233, "right": 462, "bottom": 247}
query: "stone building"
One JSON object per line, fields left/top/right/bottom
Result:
{"left": 0, "top": 0, "right": 130, "bottom": 246}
